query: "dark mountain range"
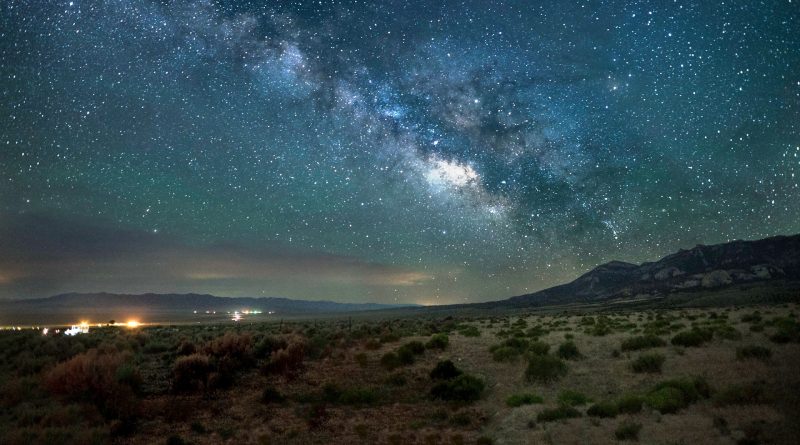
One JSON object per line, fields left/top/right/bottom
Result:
{"left": 0, "top": 293, "right": 417, "bottom": 325}
{"left": 496, "top": 234, "right": 800, "bottom": 308}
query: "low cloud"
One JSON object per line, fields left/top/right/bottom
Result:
{"left": 0, "top": 213, "right": 432, "bottom": 301}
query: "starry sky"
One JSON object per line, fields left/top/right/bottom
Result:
{"left": 1, "top": 0, "right": 799, "bottom": 304}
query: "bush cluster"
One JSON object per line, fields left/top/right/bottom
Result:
{"left": 525, "top": 354, "right": 568, "bottom": 383}
{"left": 620, "top": 335, "right": 666, "bottom": 351}
{"left": 630, "top": 353, "right": 665, "bottom": 373}
{"left": 428, "top": 361, "right": 484, "bottom": 402}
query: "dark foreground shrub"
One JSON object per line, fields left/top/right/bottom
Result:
{"left": 536, "top": 406, "right": 581, "bottom": 422}
{"left": 671, "top": 329, "right": 712, "bottom": 347}
{"left": 380, "top": 352, "right": 402, "bottom": 370}
{"left": 621, "top": 335, "right": 666, "bottom": 351}
{"left": 261, "top": 337, "right": 306, "bottom": 377}
{"left": 713, "top": 382, "right": 766, "bottom": 406}
{"left": 334, "top": 387, "right": 380, "bottom": 406}
{"left": 206, "top": 332, "right": 253, "bottom": 364}
{"left": 615, "top": 421, "right": 642, "bottom": 440}
{"left": 525, "top": 354, "right": 567, "bottom": 383}
{"left": 616, "top": 394, "right": 644, "bottom": 414}
{"left": 736, "top": 345, "right": 771, "bottom": 361}
{"left": 768, "top": 318, "right": 800, "bottom": 343}
{"left": 491, "top": 346, "right": 519, "bottom": 362}
{"left": 557, "top": 341, "right": 580, "bottom": 360}
{"left": 506, "top": 393, "right": 543, "bottom": 407}
{"left": 430, "top": 360, "right": 462, "bottom": 381}
{"left": 587, "top": 401, "right": 618, "bottom": 418}
{"left": 528, "top": 341, "right": 550, "bottom": 356}
{"left": 173, "top": 353, "right": 212, "bottom": 391}
{"left": 430, "top": 374, "right": 485, "bottom": 402}
{"left": 261, "top": 386, "right": 286, "bottom": 404}
{"left": 397, "top": 341, "right": 425, "bottom": 365}
{"left": 46, "top": 348, "right": 141, "bottom": 420}
{"left": 630, "top": 353, "right": 665, "bottom": 373}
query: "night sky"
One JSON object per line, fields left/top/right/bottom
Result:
{"left": 1, "top": 1, "right": 799, "bottom": 304}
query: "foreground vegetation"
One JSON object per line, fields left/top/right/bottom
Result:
{"left": 1, "top": 303, "right": 799, "bottom": 444}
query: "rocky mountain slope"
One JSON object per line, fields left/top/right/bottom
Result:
{"left": 502, "top": 234, "right": 800, "bottom": 307}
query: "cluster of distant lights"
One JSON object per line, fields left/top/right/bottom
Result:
{"left": 191, "top": 309, "right": 274, "bottom": 322}
{"left": 1, "top": 320, "right": 141, "bottom": 336}
{"left": 1, "top": 310, "right": 276, "bottom": 333}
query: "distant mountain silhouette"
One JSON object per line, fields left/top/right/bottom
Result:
{"left": 496, "top": 234, "right": 800, "bottom": 307}
{"left": 0, "top": 292, "right": 417, "bottom": 322}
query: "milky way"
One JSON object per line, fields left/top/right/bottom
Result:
{"left": 1, "top": 0, "right": 799, "bottom": 303}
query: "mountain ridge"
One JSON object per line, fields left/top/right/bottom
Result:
{"left": 0, "top": 292, "right": 417, "bottom": 317}
{"left": 496, "top": 234, "right": 800, "bottom": 308}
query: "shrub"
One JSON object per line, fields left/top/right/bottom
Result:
{"left": 336, "top": 387, "right": 380, "bottom": 406}
{"left": 525, "top": 354, "right": 567, "bottom": 383}
{"left": 741, "top": 312, "right": 762, "bottom": 323}
{"left": 630, "top": 353, "right": 665, "bottom": 373}
{"left": 206, "top": 332, "right": 253, "bottom": 364}
{"left": 713, "top": 382, "right": 766, "bottom": 406}
{"left": 459, "top": 326, "right": 481, "bottom": 337}
{"left": 397, "top": 341, "right": 425, "bottom": 365}
{"left": 768, "top": 318, "right": 799, "bottom": 343}
{"left": 615, "top": 394, "right": 644, "bottom": 414}
{"left": 430, "top": 374, "right": 485, "bottom": 402}
{"left": 671, "top": 329, "right": 712, "bottom": 347}
{"left": 736, "top": 345, "right": 771, "bottom": 361}
{"left": 644, "top": 387, "right": 685, "bottom": 414}
{"left": 614, "top": 421, "right": 642, "bottom": 441}
{"left": 380, "top": 352, "right": 402, "bottom": 370}
{"left": 173, "top": 353, "right": 212, "bottom": 391}
{"left": 506, "top": 393, "right": 543, "bottom": 407}
{"left": 426, "top": 334, "right": 449, "bottom": 350}
{"left": 354, "top": 352, "right": 368, "bottom": 368}
{"left": 490, "top": 338, "right": 532, "bottom": 362}
{"left": 491, "top": 346, "right": 519, "bottom": 362}
{"left": 143, "top": 341, "right": 170, "bottom": 354}
{"left": 176, "top": 340, "right": 197, "bottom": 356}
{"left": 255, "top": 336, "right": 288, "bottom": 358}
{"left": 536, "top": 406, "right": 581, "bottom": 422}
{"left": 430, "top": 360, "right": 462, "bottom": 381}
{"left": 166, "top": 436, "right": 186, "bottom": 445}
{"left": 384, "top": 373, "right": 407, "bottom": 386}
{"left": 587, "top": 323, "right": 612, "bottom": 336}
{"left": 528, "top": 341, "right": 550, "bottom": 356}
{"left": 399, "top": 341, "right": 425, "bottom": 355}
{"left": 645, "top": 377, "right": 710, "bottom": 413}
{"left": 713, "top": 325, "right": 742, "bottom": 341}
{"left": 45, "top": 348, "right": 140, "bottom": 420}
{"left": 261, "top": 386, "right": 286, "bottom": 404}
{"left": 653, "top": 376, "right": 710, "bottom": 403}
{"left": 557, "top": 341, "right": 580, "bottom": 360}
{"left": 621, "top": 335, "right": 666, "bottom": 351}
{"left": 261, "top": 337, "right": 305, "bottom": 377}
{"left": 557, "top": 389, "right": 589, "bottom": 406}
{"left": 587, "top": 401, "right": 618, "bottom": 418}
